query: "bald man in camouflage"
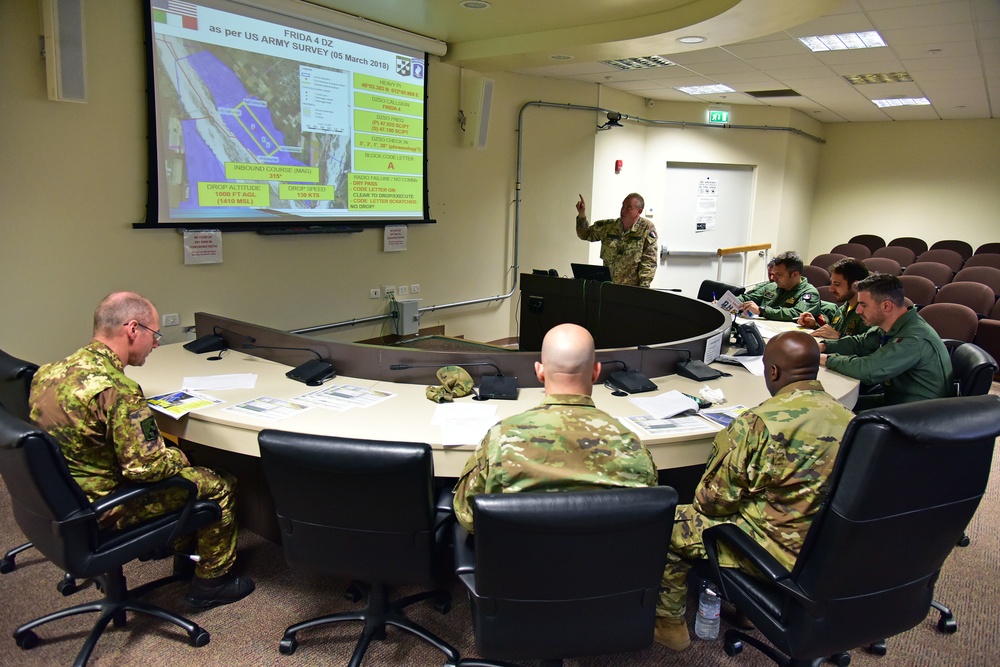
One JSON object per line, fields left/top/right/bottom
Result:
{"left": 654, "top": 330, "right": 854, "bottom": 651}
{"left": 575, "top": 193, "right": 658, "bottom": 287}
{"left": 453, "top": 323, "right": 657, "bottom": 532}
{"left": 30, "top": 292, "right": 254, "bottom": 609}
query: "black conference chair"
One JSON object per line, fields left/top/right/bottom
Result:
{"left": 698, "top": 279, "right": 744, "bottom": 302}
{"left": 257, "top": 431, "right": 458, "bottom": 667}
{"left": 697, "top": 395, "right": 1000, "bottom": 667}
{"left": 453, "top": 486, "right": 677, "bottom": 666}
{"left": 0, "top": 349, "right": 39, "bottom": 575}
{"left": 0, "top": 406, "right": 221, "bottom": 667}
{"left": 951, "top": 342, "right": 998, "bottom": 397}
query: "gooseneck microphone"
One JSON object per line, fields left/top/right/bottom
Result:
{"left": 389, "top": 362, "right": 518, "bottom": 400}
{"left": 602, "top": 359, "right": 657, "bottom": 396}
{"left": 183, "top": 325, "right": 257, "bottom": 359}
{"left": 242, "top": 344, "right": 336, "bottom": 386}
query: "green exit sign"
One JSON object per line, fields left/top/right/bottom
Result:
{"left": 708, "top": 109, "right": 730, "bottom": 124}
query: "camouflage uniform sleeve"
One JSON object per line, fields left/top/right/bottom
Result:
{"left": 576, "top": 216, "right": 599, "bottom": 241}
{"left": 103, "top": 392, "right": 187, "bottom": 483}
{"left": 452, "top": 427, "right": 496, "bottom": 534}
{"left": 825, "top": 335, "right": 922, "bottom": 385}
{"left": 637, "top": 222, "right": 658, "bottom": 287}
{"left": 692, "top": 413, "right": 764, "bottom": 517}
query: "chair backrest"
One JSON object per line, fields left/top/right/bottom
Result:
{"left": 697, "top": 279, "right": 744, "bottom": 302}
{"left": 809, "top": 253, "right": 846, "bottom": 270}
{"left": 817, "top": 285, "right": 834, "bottom": 302}
{"left": 830, "top": 242, "right": 871, "bottom": 260}
{"left": 902, "top": 261, "right": 954, "bottom": 288}
{"left": 861, "top": 257, "right": 902, "bottom": 277}
{"left": 258, "top": 430, "right": 438, "bottom": 585}
{"left": 975, "top": 242, "right": 1000, "bottom": 255}
{"left": 466, "top": 486, "right": 677, "bottom": 660}
{"left": 785, "top": 396, "right": 1000, "bottom": 657}
{"left": 962, "top": 253, "right": 1000, "bottom": 271}
{"left": 951, "top": 343, "right": 998, "bottom": 396}
{"left": 933, "top": 281, "right": 996, "bottom": 317}
{"left": 800, "top": 264, "right": 830, "bottom": 287}
{"left": 930, "top": 239, "right": 973, "bottom": 261}
{"left": 888, "top": 236, "right": 929, "bottom": 256}
{"left": 848, "top": 234, "right": 886, "bottom": 253}
{"left": 0, "top": 349, "right": 38, "bottom": 422}
{"left": 993, "top": 299, "right": 1000, "bottom": 320}
{"left": 916, "top": 249, "right": 964, "bottom": 273}
{"left": 917, "top": 303, "right": 979, "bottom": 342}
{"left": 954, "top": 265, "right": 1000, "bottom": 299}
{"left": 0, "top": 406, "right": 97, "bottom": 573}
{"left": 897, "top": 275, "right": 938, "bottom": 308}
{"left": 872, "top": 245, "right": 916, "bottom": 267}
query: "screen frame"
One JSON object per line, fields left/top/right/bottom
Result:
{"left": 136, "top": 0, "right": 435, "bottom": 232}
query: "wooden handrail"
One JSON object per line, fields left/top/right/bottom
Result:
{"left": 717, "top": 243, "right": 771, "bottom": 256}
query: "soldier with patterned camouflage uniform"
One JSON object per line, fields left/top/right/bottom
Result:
{"left": 738, "top": 251, "right": 821, "bottom": 321}
{"left": 575, "top": 193, "right": 658, "bottom": 287}
{"left": 654, "top": 330, "right": 853, "bottom": 651}
{"left": 798, "top": 257, "right": 870, "bottom": 340}
{"left": 453, "top": 323, "right": 657, "bottom": 532}
{"left": 29, "top": 292, "right": 254, "bottom": 609}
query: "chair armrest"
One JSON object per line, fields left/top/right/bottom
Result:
{"left": 91, "top": 475, "right": 203, "bottom": 545}
{"left": 434, "top": 487, "right": 456, "bottom": 532}
{"left": 703, "top": 523, "right": 818, "bottom": 615}
{"left": 453, "top": 521, "right": 476, "bottom": 576}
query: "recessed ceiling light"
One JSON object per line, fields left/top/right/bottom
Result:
{"left": 872, "top": 97, "right": 931, "bottom": 108}
{"left": 549, "top": 54, "right": 573, "bottom": 60}
{"left": 675, "top": 84, "right": 736, "bottom": 95}
{"left": 600, "top": 55, "right": 675, "bottom": 70}
{"left": 677, "top": 35, "right": 706, "bottom": 44}
{"left": 843, "top": 72, "right": 912, "bottom": 85}
{"left": 459, "top": 1, "right": 491, "bottom": 9}
{"left": 799, "top": 31, "right": 885, "bottom": 52}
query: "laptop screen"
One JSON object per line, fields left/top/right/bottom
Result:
{"left": 570, "top": 263, "right": 612, "bottom": 282}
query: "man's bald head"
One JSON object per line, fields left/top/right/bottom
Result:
{"left": 536, "top": 323, "right": 600, "bottom": 395}
{"left": 762, "top": 330, "right": 820, "bottom": 396}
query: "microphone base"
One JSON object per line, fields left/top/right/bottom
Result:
{"left": 478, "top": 375, "right": 519, "bottom": 400}
{"left": 286, "top": 359, "right": 337, "bottom": 386}
{"left": 184, "top": 334, "right": 225, "bottom": 354}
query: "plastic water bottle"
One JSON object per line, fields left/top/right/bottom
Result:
{"left": 694, "top": 581, "right": 721, "bottom": 640}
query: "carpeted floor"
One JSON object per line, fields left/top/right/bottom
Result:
{"left": 2, "top": 387, "right": 999, "bottom": 666}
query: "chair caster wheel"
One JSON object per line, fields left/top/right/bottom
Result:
{"left": 957, "top": 535, "right": 970, "bottom": 547}
{"left": 373, "top": 626, "right": 387, "bottom": 641}
{"left": 828, "top": 651, "right": 851, "bottom": 666}
{"left": 15, "top": 630, "right": 39, "bottom": 650}
{"left": 867, "top": 640, "right": 887, "bottom": 656}
{"left": 56, "top": 579, "right": 78, "bottom": 596}
{"left": 189, "top": 628, "right": 210, "bottom": 647}
{"left": 938, "top": 617, "right": 958, "bottom": 634}
{"left": 112, "top": 610, "right": 128, "bottom": 628}
{"left": 0, "top": 557, "right": 15, "bottom": 574}
{"left": 344, "top": 582, "right": 363, "bottom": 603}
{"left": 434, "top": 593, "right": 452, "bottom": 614}
{"left": 279, "top": 635, "right": 298, "bottom": 655}
{"left": 724, "top": 639, "right": 743, "bottom": 657}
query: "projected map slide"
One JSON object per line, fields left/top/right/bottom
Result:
{"left": 150, "top": 1, "right": 426, "bottom": 223}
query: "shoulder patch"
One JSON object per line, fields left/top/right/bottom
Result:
{"left": 140, "top": 416, "right": 159, "bottom": 442}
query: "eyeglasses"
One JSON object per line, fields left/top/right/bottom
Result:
{"left": 132, "top": 321, "right": 163, "bottom": 342}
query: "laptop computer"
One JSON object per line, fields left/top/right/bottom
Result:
{"left": 570, "top": 263, "right": 612, "bottom": 282}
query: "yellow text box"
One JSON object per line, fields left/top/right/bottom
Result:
{"left": 225, "top": 162, "right": 320, "bottom": 183}
{"left": 354, "top": 110, "right": 422, "bottom": 138}
{"left": 354, "top": 74, "right": 422, "bottom": 100}
{"left": 279, "top": 184, "right": 336, "bottom": 201}
{"left": 198, "top": 182, "right": 269, "bottom": 207}
{"left": 353, "top": 150, "right": 421, "bottom": 175}
{"left": 354, "top": 132, "right": 422, "bottom": 154}
{"left": 354, "top": 92, "right": 423, "bottom": 117}
{"left": 348, "top": 174, "right": 421, "bottom": 212}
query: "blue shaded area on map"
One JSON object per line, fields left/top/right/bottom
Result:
{"left": 177, "top": 50, "right": 309, "bottom": 209}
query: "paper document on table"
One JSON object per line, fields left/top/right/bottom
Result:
{"left": 431, "top": 403, "right": 500, "bottom": 448}
{"left": 699, "top": 405, "right": 749, "bottom": 428}
{"left": 621, "top": 414, "right": 719, "bottom": 438}
{"left": 294, "top": 384, "right": 395, "bottom": 411}
{"left": 716, "top": 290, "right": 743, "bottom": 314}
{"left": 223, "top": 396, "right": 311, "bottom": 422}
{"left": 147, "top": 390, "right": 223, "bottom": 419}
{"left": 182, "top": 374, "right": 258, "bottom": 391}
{"left": 629, "top": 390, "right": 700, "bottom": 418}
{"left": 733, "top": 356, "right": 765, "bottom": 376}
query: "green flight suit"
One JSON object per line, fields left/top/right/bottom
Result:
{"left": 29, "top": 341, "right": 238, "bottom": 579}
{"left": 453, "top": 394, "right": 658, "bottom": 532}
{"left": 741, "top": 276, "right": 820, "bottom": 321}
{"left": 657, "top": 380, "right": 853, "bottom": 618}
{"left": 741, "top": 281, "right": 776, "bottom": 304}
{"left": 576, "top": 215, "right": 658, "bottom": 287}
{"left": 817, "top": 300, "right": 870, "bottom": 337}
{"left": 824, "top": 307, "right": 953, "bottom": 407}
